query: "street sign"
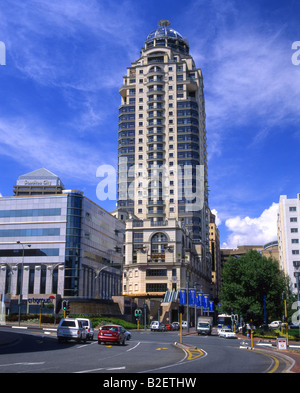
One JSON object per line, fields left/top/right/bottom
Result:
{"left": 277, "top": 338, "right": 287, "bottom": 350}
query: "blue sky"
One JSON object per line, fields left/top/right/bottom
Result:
{"left": 0, "top": 0, "right": 299, "bottom": 248}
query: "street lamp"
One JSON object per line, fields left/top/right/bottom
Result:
{"left": 194, "top": 281, "right": 197, "bottom": 332}
{"left": 94, "top": 265, "right": 110, "bottom": 299}
{"left": 16, "top": 241, "right": 31, "bottom": 326}
{"left": 186, "top": 272, "right": 190, "bottom": 333}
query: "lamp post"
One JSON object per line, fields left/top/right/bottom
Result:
{"left": 194, "top": 281, "right": 197, "bottom": 332}
{"left": 186, "top": 273, "right": 190, "bottom": 333}
{"left": 16, "top": 241, "right": 31, "bottom": 326}
{"left": 94, "top": 265, "right": 110, "bottom": 299}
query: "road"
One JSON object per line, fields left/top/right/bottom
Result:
{"left": 0, "top": 326, "right": 292, "bottom": 375}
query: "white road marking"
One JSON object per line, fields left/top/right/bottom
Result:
{"left": 0, "top": 362, "right": 45, "bottom": 367}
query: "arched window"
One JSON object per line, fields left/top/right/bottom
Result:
{"left": 151, "top": 232, "right": 168, "bottom": 257}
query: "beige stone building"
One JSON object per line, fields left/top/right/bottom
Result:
{"left": 115, "top": 21, "right": 212, "bottom": 322}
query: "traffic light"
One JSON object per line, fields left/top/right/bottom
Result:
{"left": 62, "top": 300, "right": 70, "bottom": 317}
{"left": 246, "top": 311, "right": 255, "bottom": 322}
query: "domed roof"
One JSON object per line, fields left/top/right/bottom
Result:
{"left": 146, "top": 20, "right": 184, "bottom": 42}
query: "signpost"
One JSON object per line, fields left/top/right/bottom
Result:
{"left": 277, "top": 337, "right": 287, "bottom": 350}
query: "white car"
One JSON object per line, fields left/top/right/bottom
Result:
{"left": 150, "top": 321, "right": 164, "bottom": 331}
{"left": 268, "top": 321, "right": 281, "bottom": 329}
{"left": 77, "top": 318, "right": 94, "bottom": 340}
{"left": 219, "top": 328, "right": 237, "bottom": 339}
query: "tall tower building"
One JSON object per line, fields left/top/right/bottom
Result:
{"left": 118, "top": 20, "right": 208, "bottom": 244}
{"left": 116, "top": 21, "right": 211, "bottom": 316}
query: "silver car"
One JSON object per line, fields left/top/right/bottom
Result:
{"left": 57, "top": 318, "right": 87, "bottom": 343}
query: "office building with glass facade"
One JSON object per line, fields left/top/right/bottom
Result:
{"left": 0, "top": 169, "right": 125, "bottom": 311}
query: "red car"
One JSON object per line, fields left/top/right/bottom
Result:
{"left": 98, "top": 325, "right": 126, "bottom": 345}
{"left": 165, "top": 323, "right": 173, "bottom": 331}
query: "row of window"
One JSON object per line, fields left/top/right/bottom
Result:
{"left": 146, "top": 283, "right": 168, "bottom": 292}
{"left": 0, "top": 228, "right": 60, "bottom": 237}
{"left": 0, "top": 208, "right": 61, "bottom": 218}
{"left": 0, "top": 248, "right": 59, "bottom": 257}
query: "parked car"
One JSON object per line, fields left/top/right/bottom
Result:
{"left": 77, "top": 318, "right": 94, "bottom": 340}
{"left": 219, "top": 328, "right": 237, "bottom": 339}
{"left": 160, "top": 323, "right": 167, "bottom": 331}
{"left": 150, "top": 321, "right": 164, "bottom": 331}
{"left": 268, "top": 320, "right": 282, "bottom": 329}
{"left": 165, "top": 323, "right": 173, "bottom": 331}
{"left": 98, "top": 325, "right": 126, "bottom": 345}
{"left": 172, "top": 322, "right": 180, "bottom": 330}
{"left": 181, "top": 321, "right": 187, "bottom": 328}
{"left": 57, "top": 318, "right": 87, "bottom": 343}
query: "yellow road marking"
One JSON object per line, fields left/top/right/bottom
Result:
{"left": 251, "top": 349, "right": 280, "bottom": 373}
{"left": 264, "top": 353, "right": 280, "bottom": 373}
{"left": 186, "top": 347, "right": 204, "bottom": 360}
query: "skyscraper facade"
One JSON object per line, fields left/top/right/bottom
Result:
{"left": 118, "top": 20, "right": 208, "bottom": 243}
{"left": 278, "top": 194, "right": 300, "bottom": 294}
{"left": 0, "top": 169, "right": 124, "bottom": 314}
{"left": 116, "top": 21, "right": 211, "bottom": 317}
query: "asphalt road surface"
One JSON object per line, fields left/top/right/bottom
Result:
{"left": 0, "top": 327, "right": 289, "bottom": 374}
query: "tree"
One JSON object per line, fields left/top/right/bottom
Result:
{"left": 219, "top": 250, "right": 289, "bottom": 325}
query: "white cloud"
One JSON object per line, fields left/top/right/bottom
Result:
{"left": 223, "top": 202, "right": 279, "bottom": 249}
{"left": 185, "top": 1, "right": 300, "bottom": 159}
{"left": 211, "top": 208, "right": 222, "bottom": 226}
{"left": 1, "top": 0, "right": 140, "bottom": 90}
{"left": 0, "top": 116, "right": 116, "bottom": 183}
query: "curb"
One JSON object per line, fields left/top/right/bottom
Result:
{"left": 0, "top": 325, "right": 57, "bottom": 332}
{"left": 0, "top": 324, "right": 57, "bottom": 332}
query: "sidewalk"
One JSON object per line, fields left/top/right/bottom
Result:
{"left": 1, "top": 324, "right": 300, "bottom": 373}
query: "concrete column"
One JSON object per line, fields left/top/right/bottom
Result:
{"left": 22, "top": 266, "right": 30, "bottom": 298}
{"left": 34, "top": 266, "right": 41, "bottom": 294}
{"left": 11, "top": 266, "right": 18, "bottom": 295}
{"left": 45, "top": 267, "right": 53, "bottom": 294}
{"left": 0, "top": 266, "right": 7, "bottom": 295}
{"left": 57, "top": 265, "right": 64, "bottom": 296}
